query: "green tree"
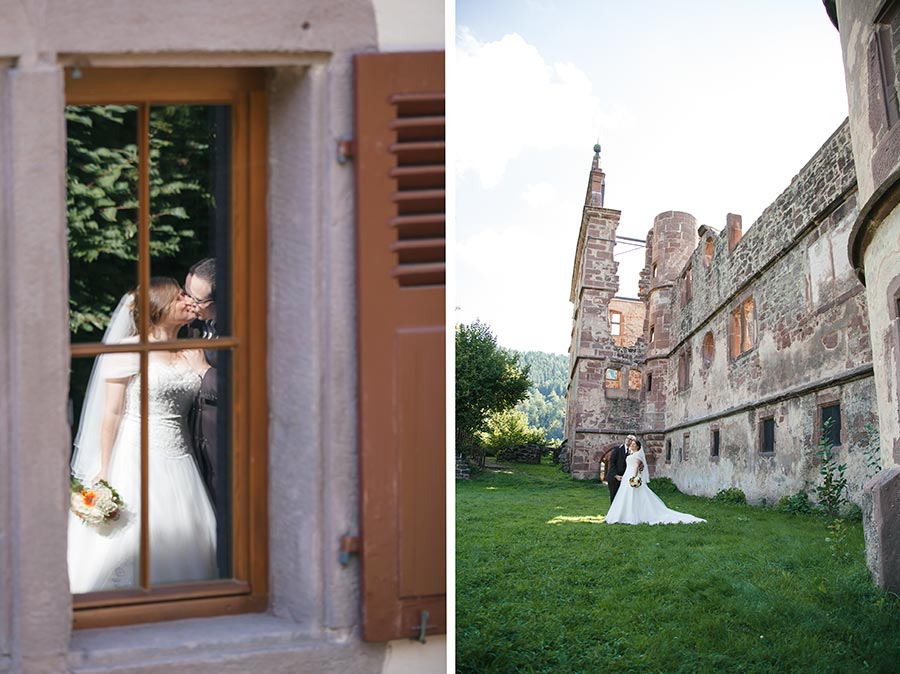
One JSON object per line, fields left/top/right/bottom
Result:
{"left": 478, "top": 408, "right": 546, "bottom": 457}
{"left": 512, "top": 350, "right": 567, "bottom": 442}
{"left": 456, "top": 321, "right": 531, "bottom": 446}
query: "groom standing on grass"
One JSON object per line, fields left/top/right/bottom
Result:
{"left": 607, "top": 434, "right": 636, "bottom": 504}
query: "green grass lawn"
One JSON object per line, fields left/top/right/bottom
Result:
{"left": 456, "top": 459, "right": 900, "bottom": 674}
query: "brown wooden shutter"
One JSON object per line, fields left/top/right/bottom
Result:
{"left": 354, "top": 51, "right": 446, "bottom": 642}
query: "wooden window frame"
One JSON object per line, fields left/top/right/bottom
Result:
{"left": 66, "top": 68, "right": 269, "bottom": 629}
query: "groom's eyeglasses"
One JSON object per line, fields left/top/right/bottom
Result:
{"left": 183, "top": 289, "right": 215, "bottom": 306}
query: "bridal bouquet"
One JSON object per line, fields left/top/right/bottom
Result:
{"left": 629, "top": 475, "right": 642, "bottom": 488}
{"left": 70, "top": 475, "right": 125, "bottom": 525}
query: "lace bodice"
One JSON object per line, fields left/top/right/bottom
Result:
{"left": 123, "top": 359, "right": 200, "bottom": 458}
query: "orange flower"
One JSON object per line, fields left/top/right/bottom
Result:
{"left": 81, "top": 490, "right": 97, "bottom": 507}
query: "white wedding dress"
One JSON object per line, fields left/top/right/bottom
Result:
{"left": 606, "top": 450, "right": 705, "bottom": 525}
{"left": 68, "top": 355, "right": 218, "bottom": 593}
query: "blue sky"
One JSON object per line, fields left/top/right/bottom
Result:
{"left": 454, "top": 1, "right": 850, "bottom": 355}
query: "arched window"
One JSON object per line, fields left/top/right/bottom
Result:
{"left": 702, "top": 331, "right": 715, "bottom": 366}
{"left": 703, "top": 237, "right": 714, "bottom": 267}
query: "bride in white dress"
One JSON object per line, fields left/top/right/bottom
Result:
{"left": 606, "top": 440, "right": 705, "bottom": 525}
{"left": 68, "top": 277, "right": 218, "bottom": 593}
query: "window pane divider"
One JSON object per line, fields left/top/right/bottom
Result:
{"left": 71, "top": 337, "right": 241, "bottom": 357}
{"left": 138, "top": 102, "right": 151, "bottom": 591}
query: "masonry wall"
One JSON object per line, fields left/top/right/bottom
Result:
{"left": 567, "top": 120, "right": 879, "bottom": 507}
{"left": 655, "top": 120, "right": 878, "bottom": 504}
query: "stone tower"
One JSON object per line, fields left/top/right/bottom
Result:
{"left": 565, "top": 145, "right": 643, "bottom": 479}
{"left": 638, "top": 211, "right": 698, "bottom": 464}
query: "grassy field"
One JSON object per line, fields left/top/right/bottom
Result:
{"left": 456, "top": 459, "right": 900, "bottom": 674}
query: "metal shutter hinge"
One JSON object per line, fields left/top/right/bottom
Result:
{"left": 338, "top": 534, "right": 359, "bottom": 566}
{"left": 337, "top": 138, "right": 355, "bottom": 164}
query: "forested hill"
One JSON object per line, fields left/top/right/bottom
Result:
{"left": 510, "top": 350, "right": 568, "bottom": 442}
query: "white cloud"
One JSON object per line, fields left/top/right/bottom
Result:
{"left": 521, "top": 181, "right": 558, "bottom": 209}
{"left": 456, "top": 27, "right": 608, "bottom": 188}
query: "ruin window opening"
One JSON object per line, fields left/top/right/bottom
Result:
{"left": 605, "top": 368, "right": 621, "bottom": 389}
{"left": 609, "top": 310, "right": 622, "bottom": 337}
{"left": 703, "top": 237, "right": 714, "bottom": 267}
{"left": 627, "top": 369, "right": 642, "bottom": 390}
{"left": 820, "top": 403, "right": 842, "bottom": 448}
{"left": 760, "top": 416, "right": 775, "bottom": 454}
{"left": 681, "top": 265, "right": 693, "bottom": 305}
{"left": 677, "top": 349, "right": 691, "bottom": 391}
{"left": 646, "top": 372, "right": 653, "bottom": 391}
{"left": 711, "top": 428, "right": 720, "bottom": 458}
{"left": 702, "top": 331, "right": 714, "bottom": 366}
{"left": 682, "top": 433, "right": 690, "bottom": 461}
{"left": 651, "top": 262, "right": 658, "bottom": 279}
{"left": 665, "top": 439, "right": 672, "bottom": 463}
{"left": 729, "top": 296, "right": 755, "bottom": 359}
{"left": 649, "top": 325, "right": 655, "bottom": 343}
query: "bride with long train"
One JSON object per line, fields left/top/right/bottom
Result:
{"left": 605, "top": 439, "right": 705, "bottom": 525}
{"left": 68, "top": 277, "right": 218, "bottom": 593}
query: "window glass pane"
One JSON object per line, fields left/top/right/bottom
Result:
{"left": 68, "top": 354, "right": 143, "bottom": 593}
{"left": 67, "top": 105, "right": 139, "bottom": 346}
{"left": 147, "top": 105, "right": 235, "bottom": 584}
{"left": 763, "top": 418, "right": 775, "bottom": 453}
{"left": 149, "top": 105, "right": 231, "bottom": 339}
{"left": 822, "top": 404, "right": 841, "bottom": 447}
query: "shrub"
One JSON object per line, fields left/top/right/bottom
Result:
{"left": 714, "top": 488, "right": 747, "bottom": 505}
{"left": 478, "top": 408, "right": 546, "bottom": 456}
{"left": 841, "top": 502, "right": 862, "bottom": 521}
{"left": 778, "top": 490, "right": 813, "bottom": 514}
{"left": 650, "top": 477, "right": 680, "bottom": 495}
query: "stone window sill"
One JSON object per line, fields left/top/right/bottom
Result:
{"left": 68, "top": 614, "right": 382, "bottom": 673}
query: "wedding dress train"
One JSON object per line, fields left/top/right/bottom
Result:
{"left": 606, "top": 450, "right": 705, "bottom": 525}
{"left": 68, "top": 356, "right": 218, "bottom": 593}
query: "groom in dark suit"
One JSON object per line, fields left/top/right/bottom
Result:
{"left": 185, "top": 257, "right": 229, "bottom": 575}
{"left": 607, "top": 434, "right": 636, "bottom": 504}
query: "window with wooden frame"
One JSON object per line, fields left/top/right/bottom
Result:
{"left": 760, "top": 416, "right": 776, "bottom": 454}
{"left": 609, "top": 310, "right": 622, "bottom": 337}
{"left": 65, "top": 68, "right": 268, "bottom": 628}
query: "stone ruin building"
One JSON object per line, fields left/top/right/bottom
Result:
{"left": 566, "top": 126, "right": 873, "bottom": 503}
{"left": 569, "top": 0, "right": 900, "bottom": 595}
{"left": 565, "top": 0, "right": 900, "bottom": 604}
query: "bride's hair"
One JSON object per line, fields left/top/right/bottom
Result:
{"left": 633, "top": 439, "right": 642, "bottom": 450}
{"left": 130, "top": 277, "right": 183, "bottom": 327}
